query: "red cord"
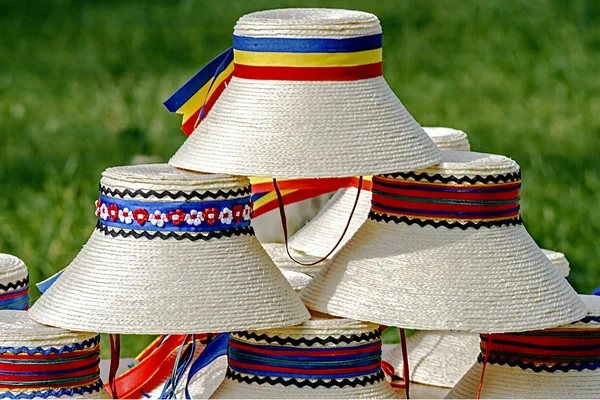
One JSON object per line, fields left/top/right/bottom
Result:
{"left": 477, "top": 336, "right": 491, "bottom": 399}
{"left": 108, "top": 334, "right": 121, "bottom": 399}
{"left": 273, "top": 176, "right": 364, "bottom": 266}
{"left": 399, "top": 328, "right": 410, "bottom": 399}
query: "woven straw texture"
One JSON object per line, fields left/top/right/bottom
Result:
{"left": 211, "top": 313, "right": 398, "bottom": 399}
{"left": 0, "top": 311, "right": 108, "bottom": 399}
{"left": 29, "top": 164, "right": 309, "bottom": 334}
{"left": 281, "top": 269, "right": 313, "bottom": 292}
{"left": 397, "top": 383, "right": 450, "bottom": 399}
{"left": 447, "top": 295, "right": 600, "bottom": 399}
{"left": 385, "top": 332, "right": 479, "bottom": 389}
{"left": 262, "top": 242, "right": 330, "bottom": 275}
{"left": 169, "top": 9, "right": 441, "bottom": 178}
{"left": 542, "top": 248, "right": 570, "bottom": 278}
{"left": 301, "top": 151, "right": 587, "bottom": 332}
{"left": 0, "top": 253, "right": 28, "bottom": 290}
{"left": 288, "top": 126, "right": 471, "bottom": 259}
{"left": 383, "top": 248, "right": 572, "bottom": 388}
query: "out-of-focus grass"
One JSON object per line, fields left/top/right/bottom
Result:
{"left": 1, "top": 0, "right": 599, "bottom": 357}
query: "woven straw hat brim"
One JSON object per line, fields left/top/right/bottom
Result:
{"left": 422, "top": 127, "right": 471, "bottom": 151}
{"left": 211, "top": 377, "right": 398, "bottom": 399}
{"left": 542, "top": 248, "right": 570, "bottom": 278}
{"left": 169, "top": 76, "right": 442, "bottom": 178}
{"left": 300, "top": 219, "right": 586, "bottom": 332}
{"left": 446, "top": 361, "right": 600, "bottom": 399}
{"left": 281, "top": 268, "right": 313, "bottom": 291}
{"left": 262, "top": 243, "right": 330, "bottom": 276}
{"left": 384, "top": 332, "right": 479, "bottom": 388}
{"left": 398, "top": 383, "right": 450, "bottom": 399}
{"left": 0, "top": 254, "right": 28, "bottom": 289}
{"left": 29, "top": 231, "right": 310, "bottom": 334}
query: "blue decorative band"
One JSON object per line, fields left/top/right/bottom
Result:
{"left": 232, "top": 34, "right": 382, "bottom": 53}
{"left": 0, "top": 286, "right": 28, "bottom": 310}
{"left": 96, "top": 194, "right": 252, "bottom": 233}
{"left": 0, "top": 381, "right": 104, "bottom": 399}
{"left": 0, "top": 336, "right": 100, "bottom": 356}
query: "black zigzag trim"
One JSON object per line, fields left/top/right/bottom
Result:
{"left": 379, "top": 171, "right": 521, "bottom": 184}
{"left": 99, "top": 185, "right": 251, "bottom": 200}
{"left": 95, "top": 222, "right": 254, "bottom": 241}
{"left": 477, "top": 354, "right": 600, "bottom": 373}
{"left": 0, "top": 276, "right": 29, "bottom": 292}
{"left": 368, "top": 211, "right": 523, "bottom": 230}
{"left": 234, "top": 329, "right": 381, "bottom": 346}
{"left": 226, "top": 369, "right": 385, "bottom": 388}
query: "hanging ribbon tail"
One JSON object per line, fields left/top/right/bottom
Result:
{"left": 184, "top": 332, "right": 230, "bottom": 400}
{"left": 36, "top": 269, "right": 64, "bottom": 293}
{"left": 163, "top": 48, "right": 234, "bottom": 136}
{"left": 592, "top": 286, "right": 600, "bottom": 296}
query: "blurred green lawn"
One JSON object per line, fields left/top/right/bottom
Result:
{"left": 1, "top": 0, "right": 599, "bottom": 357}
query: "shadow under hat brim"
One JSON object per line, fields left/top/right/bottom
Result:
{"left": 29, "top": 230, "right": 310, "bottom": 334}
{"left": 300, "top": 219, "right": 587, "bottom": 333}
{"left": 383, "top": 332, "right": 480, "bottom": 389}
{"left": 169, "top": 77, "right": 442, "bottom": 179}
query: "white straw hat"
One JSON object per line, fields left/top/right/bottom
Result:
{"left": 0, "top": 254, "right": 29, "bottom": 311}
{"left": 169, "top": 8, "right": 441, "bottom": 178}
{"left": 281, "top": 269, "right": 313, "bottom": 292}
{"left": 0, "top": 310, "right": 108, "bottom": 399}
{"left": 301, "top": 151, "right": 587, "bottom": 332}
{"left": 447, "top": 295, "right": 600, "bottom": 399}
{"left": 383, "top": 248, "right": 573, "bottom": 389}
{"left": 542, "top": 249, "right": 570, "bottom": 278}
{"left": 287, "top": 127, "right": 471, "bottom": 260}
{"left": 29, "top": 164, "right": 310, "bottom": 334}
{"left": 262, "top": 243, "right": 329, "bottom": 276}
{"left": 211, "top": 313, "right": 398, "bottom": 399}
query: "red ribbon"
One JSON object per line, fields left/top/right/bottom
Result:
{"left": 233, "top": 62, "right": 383, "bottom": 81}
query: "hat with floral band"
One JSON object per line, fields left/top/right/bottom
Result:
{"left": 447, "top": 294, "right": 600, "bottom": 399}
{"left": 0, "top": 310, "right": 108, "bottom": 399}
{"left": 301, "top": 151, "right": 586, "bottom": 333}
{"left": 382, "top": 248, "right": 574, "bottom": 392}
{"left": 167, "top": 8, "right": 441, "bottom": 178}
{"left": 29, "top": 164, "right": 310, "bottom": 334}
{"left": 0, "top": 254, "right": 29, "bottom": 311}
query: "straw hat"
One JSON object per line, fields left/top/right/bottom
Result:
{"left": 301, "top": 151, "right": 586, "bottom": 332}
{"left": 447, "top": 295, "right": 600, "bottom": 399}
{"left": 280, "top": 269, "right": 313, "bottom": 292}
{"left": 383, "top": 248, "right": 573, "bottom": 389}
{"left": 211, "top": 313, "right": 397, "bottom": 399}
{"left": 29, "top": 164, "right": 310, "bottom": 334}
{"left": 542, "top": 249, "right": 570, "bottom": 278}
{"left": 169, "top": 8, "right": 441, "bottom": 178}
{"left": 264, "top": 127, "right": 471, "bottom": 274}
{"left": 0, "top": 254, "right": 29, "bottom": 311}
{"left": 0, "top": 310, "right": 108, "bottom": 399}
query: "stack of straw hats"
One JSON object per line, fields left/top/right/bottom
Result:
{"left": 5, "top": 6, "right": 592, "bottom": 400}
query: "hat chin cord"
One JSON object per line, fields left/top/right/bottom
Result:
{"left": 272, "top": 176, "right": 364, "bottom": 266}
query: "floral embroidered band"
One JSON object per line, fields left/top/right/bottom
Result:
{"left": 95, "top": 194, "right": 252, "bottom": 233}
{"left": 370, "top": 173, "right": 521, "bottom": 228}
{"left": 0, "top": 335, "right": 103, "bottom": 398}
{"left": 479, "top": 330, "right": 600, "bottom": 372}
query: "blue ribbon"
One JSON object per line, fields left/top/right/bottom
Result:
{"left": 0, "top": 286, "right": 29, "bottom": 310}
{"left": 37, "top": 271, "right": 63, "bottom": 294}
{"left": 98, "top": 194, "right": 251, "bottom": 233}
{"left": 232, "top": 33, "right": 382, "bottom": 53}
{"left": 184, "top": 333, "right": 229, "bottom": 400}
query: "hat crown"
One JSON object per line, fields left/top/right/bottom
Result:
{"left": 234, "top": 8, "right": 381, "bottom": 38}
{"left": 0, "top": 254, "right": 29, "bottom": 311}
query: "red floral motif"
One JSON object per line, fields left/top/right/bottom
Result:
{"left": 107, "top": 204, "right": 119, "bottom": 222}
{"left": 203, "top": 207, "right": 218, "bottom": 226}
{"left": 134, "top": 208, "right": 149, "bottom": 225}
{"left": 167, "top": 209, "right": 187, "bottom": 226}
{"left": 232, "top": 204, "right": 244, "bottom": 223}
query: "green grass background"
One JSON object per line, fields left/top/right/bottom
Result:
{"left": 1, "top": 0, "right": 599, "bottom": 357}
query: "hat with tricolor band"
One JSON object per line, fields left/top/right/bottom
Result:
{"left": 301, "top": 151, "right": 586, "bottom": 333}
{"left": 29, "top": 164, "right": 309, "bottom": 334}
{"left": 382, "top": 248, "right": 574, "bottom": 392}
{"left": 166, "top": 8, "right": 441, "bottom": 178}
{"left": 0, "top": 254, "right": 29, "bottom": 311}
{"left": 447, "top": 294, "right": 600, "bottom": 399}
{"left": 0, "top": 311, "right": 108, "bottom": 399}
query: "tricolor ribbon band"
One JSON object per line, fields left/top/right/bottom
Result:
{"left": 0, "top": 339, "right": 101, "bottom": 391}
{"left": 164, "top": 33, "right": 383, "bottom": 135}
{"left": 227, "top": 336, "right": 382, "bottom": 380}
{"left": 371, "top": 176, "right": 521, "bottom": 222}
{"left": 479, "top": 331, "right": 600, "bottom": 371}
{"left": 0, "top": 286, "right": 28, "bottom": 310}
{"left": 96, "top": 194, "right": 252, "bottom": 233}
